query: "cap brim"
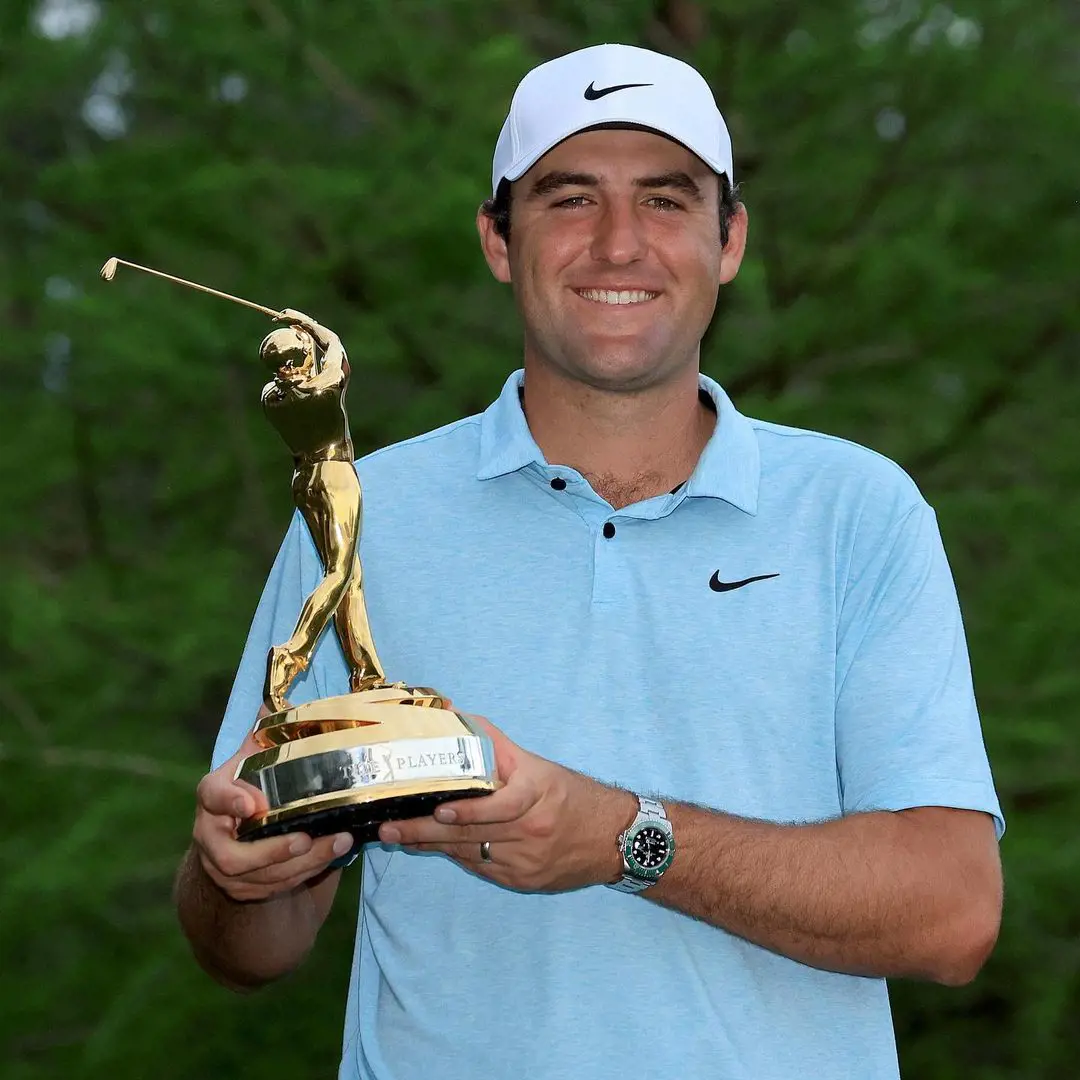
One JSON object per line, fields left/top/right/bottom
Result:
{"left": 501, "top": 120, "right": 729, "bottom": 185}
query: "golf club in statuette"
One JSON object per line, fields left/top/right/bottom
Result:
{"left": 101, "top": 257, "right": 498, "bottom": 844}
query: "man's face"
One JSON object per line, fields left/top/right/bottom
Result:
{"left": 478, "top": 128, "right": 747, "bottom": 393}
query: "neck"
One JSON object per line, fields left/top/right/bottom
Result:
{"left": 520, "top": 362, "right": 715, "bottom": 509}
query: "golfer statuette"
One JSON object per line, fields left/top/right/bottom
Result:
{"left": 101, "top": 257, "right": 498, "bottom": 844}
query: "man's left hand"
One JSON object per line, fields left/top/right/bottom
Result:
{"left": 378, "top": 716, "right": 634, "bottom": 892}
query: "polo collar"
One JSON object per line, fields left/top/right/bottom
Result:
{"left": 685, "top": 374, "right": 760, "bottom": 514}
{"left": 476, "top": 370, "right": 544, "bottom": 480}
{"left": 476, "top": 369, "right": 760, "bottom": 515}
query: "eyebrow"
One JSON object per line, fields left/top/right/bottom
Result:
{"left": 528, "top": 171, "right": 599, "bottom": 197}
{"left": 526, "top": 169, "right": 705, "bottom": 202}
{"left": 634, "top": 171, "right": 705, "bottom": 202}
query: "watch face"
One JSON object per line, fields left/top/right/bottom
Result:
{"left": 630, "top": 825, "right": 670, "bottom": 870}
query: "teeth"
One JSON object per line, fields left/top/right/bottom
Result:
{"left": 577, "top": 289, "right": 658, "bottom": 305}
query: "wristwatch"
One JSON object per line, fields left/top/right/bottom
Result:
{"left": 607, "top": 794, "right": 675, "bottom": 893}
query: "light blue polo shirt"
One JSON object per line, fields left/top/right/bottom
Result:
{"left": 214, "top": 370, "right": 1003, "bottom": 1080}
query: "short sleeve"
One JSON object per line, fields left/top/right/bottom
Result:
{"left": 834, "top": 500, "right": 1004, "bottom": 839}
{"left": 210, "top": 512, "right": 341, "bottom": 769}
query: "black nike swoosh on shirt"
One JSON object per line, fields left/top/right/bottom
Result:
{"left": 709, "top": 571, "right": 780, "bottom": 593}
{"left": 583, "top": 81, "right": 654, "bottom": 100}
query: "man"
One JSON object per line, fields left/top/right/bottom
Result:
{"left": 258, "top": 311, "right": 386, "bottom": 708}
{"left": 175, "top": 44, "right": 1004, "bottom": 1080}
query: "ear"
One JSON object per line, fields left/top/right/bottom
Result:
{"left": 476, "top": 205, "right": 512, "bottom": 284}
{"left": 718, "top": 204, "right": 749, "bottom": 285}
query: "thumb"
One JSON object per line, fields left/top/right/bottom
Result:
{"left": 199, "top": 731, "right": 271, "bottom": 819}
{"left": 464, "top": 713, "right": 519, "bottom": 780}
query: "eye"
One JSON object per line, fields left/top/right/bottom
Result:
{"left": 645, "top": 196, "right": 682, "bottom": 211}
{"left": 553, "top": 195, "right": 591, "bottom": 208}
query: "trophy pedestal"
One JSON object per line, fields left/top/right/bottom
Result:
{"left": 234, "top": 687, "right": 498, "bottom": 845}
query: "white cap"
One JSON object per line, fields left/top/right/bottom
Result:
{"left": 491, "top": 43, "right": 733, "bottom": 196}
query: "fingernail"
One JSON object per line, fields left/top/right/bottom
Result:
{"left": 380, "top": 825, "right": 402, "bottom": 844}
{"left": 289, "top": 835, "right": 311, "bottom": 855}
{"left": 333, "top": 834, "right": 353, "bottom": 856}
{"left": 434, "top": 806, "right": 457, "bottom": 823}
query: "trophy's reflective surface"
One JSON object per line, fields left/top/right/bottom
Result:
{"left": 234, "top": 311, "right": 497, "bottom": 843}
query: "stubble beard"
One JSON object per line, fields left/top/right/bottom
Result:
{"left": 524, "top": 319, "right": 698, "bottom": 395}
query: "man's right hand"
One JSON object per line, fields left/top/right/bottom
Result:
{"left": 192, "top": 730, "right": 354, "bottom": 903}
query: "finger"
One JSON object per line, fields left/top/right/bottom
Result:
{"left": 233, "top": 777, "right": 271, "bottom": 817}
{"left": 197, "top": 728, "right": 273, "bottom": 818}
{"left": 379, "top": 818, "right": 518, "bottom": 846}
{"left": 194, "top": 799, "right": 342, "bottom": 870}
{"left": 461, "top": 713, "right": 517, "bottom": 761}
{"left": 458, "top": 713, "right": 524, "bottom": 790}
{"left": 431, "top": 773, "right": 539, "bottom": 827}
{"left": 197, "top": 770, "right": 266, "bottom": 820}
{"left": 209, "top": 857, "right": 330, "bottom": 900}
{"left": 462, "top": 713, "right": 499, "bottom": 738}
{"left": 404, "top": 843, "right": 508, "bottom": 886}
{"left": 410, "top": 841, "right": 503, "bottom": 865}
{"left": 196, "top": 771, "right": 248, "bottom": 819}
{"left": 194, "top": 811, "right": 309, "bottom": 875}
{"left": 215, "top": 854, "right": 347, "bottom": 901}
{"left": 223, "top": 833, "right": 352, "bottom": 887}
{"left": 197, "top": 826, "right": 352, "bottom": 884}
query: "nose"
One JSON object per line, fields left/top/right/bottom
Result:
{"left": 589, "top": 198, "right": 647, "bottom": 265}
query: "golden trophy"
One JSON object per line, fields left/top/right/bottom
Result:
{"left": 102, "top": 258, "right": 498, "bottom": 843}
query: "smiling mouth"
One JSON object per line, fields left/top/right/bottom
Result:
{"left": 574, "top": 288, "right": 659, "bottom": 306}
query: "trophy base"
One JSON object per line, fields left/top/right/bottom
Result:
{"left": 234, "top": 688, "right": 498, "bottom": 846}
{"left": 237, "top": 785, "right": 495, "bottom": 845}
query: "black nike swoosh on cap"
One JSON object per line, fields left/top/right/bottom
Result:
{"left": 709, "top": 571, "right": 780, "bottom": 593}
{"left": 583, "top": 81, "right": 654, "bottom": 100}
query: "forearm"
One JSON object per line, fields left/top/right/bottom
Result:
{"left": 174, "top": 845, "right": 338, "bottom": 991}
{"left": 307, "top": 328, "right": 344, "bottom": 388}
{"left": 382, "top": 729, "right": 998, "bottom": 985}
{"left": 643, "top": 802, "right": 1000, "bottom": 984}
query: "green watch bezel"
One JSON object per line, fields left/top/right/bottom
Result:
{"left": 622, "top": 818, "right": 675, "bottom": 882}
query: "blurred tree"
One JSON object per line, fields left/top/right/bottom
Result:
{"left": 2, "top": 0, "right": 1077, "bottom": 1076}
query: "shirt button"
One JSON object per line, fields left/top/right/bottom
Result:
{"left": 603, "top": 522, "right": 616, "bottom": 539}
{"left": 550, "top": 478, "right": 567, "bottom": 490}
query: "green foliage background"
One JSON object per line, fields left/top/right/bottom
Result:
{"left": 3, "top": 0, "right": 1078, "bottom": 1076}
